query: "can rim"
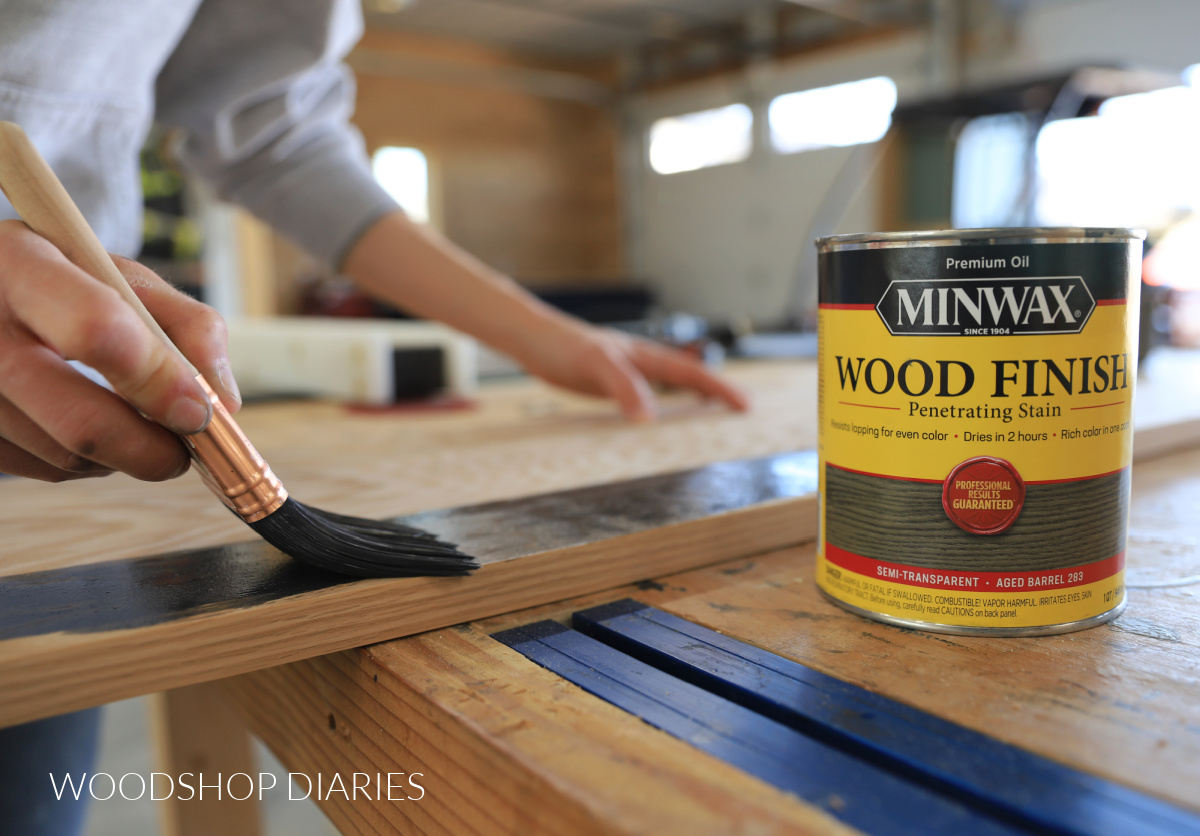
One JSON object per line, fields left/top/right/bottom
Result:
{"left": 816, "top": 227, "right": 1147, "bottom": 252}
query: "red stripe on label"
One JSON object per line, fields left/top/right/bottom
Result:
{"left": 1070, "top": 401, "right": 1125, "bottom": 410}
{"left": 837, "top": 401, "right": 902, "bottom": 411}
{"left": 824, "top": 543, "right": 1123, "bottom": 592}
{"left": 1094, "top": 299, "right": 1127, "bottom": 306}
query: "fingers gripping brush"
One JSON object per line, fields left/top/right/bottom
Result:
{"left": 0, "top": 122, "right": 477, "bottom": 578}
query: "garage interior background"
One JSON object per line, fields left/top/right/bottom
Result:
{"left": 147, "top": 0, "right": 1200, "bottom": 351}
{"left": 92, "top": 1, "right": 1200, "bottom": 834}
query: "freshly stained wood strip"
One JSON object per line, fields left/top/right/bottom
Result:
{"left": 0, "top": 452, "right": 817, "bottom": 727}
{"left": 0, "top": 453, "right": 816, "bottom": 642}
{"left": 825, "top": 464, "right": 1128, "bottom": 571}
{"left": 0, "top": 543, "right": 344, "bottom": 641}
{"left": 495, "top": 621, "right": 1024, "bottom": 836}
{"left": 572, "top": 600, "right": 1200, "bottom": 836}
{"left": 0, "top": 353, "right": 1190, "bottom": 581}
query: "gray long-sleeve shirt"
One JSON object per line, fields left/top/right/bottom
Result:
{"left": 0, "top": 0, "right": 397, "bottom": 267}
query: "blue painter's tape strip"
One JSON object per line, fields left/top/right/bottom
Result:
{"left": 571, "top": 600, "right": 1200, "bottom": 836}
{"left": 493, "top": 621, "right": 1024, "bottom": 836}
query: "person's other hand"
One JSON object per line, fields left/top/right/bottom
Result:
{"left": 0, "top": 221, "right": 241, "bottom": 482}
{"left": 517, "top": 318, "right": 750, "bottom": 422}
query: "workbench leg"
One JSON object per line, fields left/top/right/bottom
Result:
{"left": 151, "top": 681, "right": 262, "bottom": 836}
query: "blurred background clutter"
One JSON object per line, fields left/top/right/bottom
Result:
{"left": 146, "top": 0, "right": 1200, "bottom": 387}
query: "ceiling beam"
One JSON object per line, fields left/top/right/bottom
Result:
{"left": 348, "top": 48, "right": 615, "bottom": 106}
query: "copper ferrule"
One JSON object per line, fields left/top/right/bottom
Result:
{"left": 182, "top": 376, "right": 288, "bottom": 523}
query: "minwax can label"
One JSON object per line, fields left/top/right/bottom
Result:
{"left": 816, "top": 233, "right": 1142, "bottom": 634}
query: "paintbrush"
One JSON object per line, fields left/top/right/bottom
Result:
{"left": 0, "top": 121, "right": 477, "bottom": 578}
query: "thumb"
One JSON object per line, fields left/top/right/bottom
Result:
{"left": 113, "top": 256, "right": 241, "bottom": 414}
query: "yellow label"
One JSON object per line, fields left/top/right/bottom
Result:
{"left": 817, "top": 293, "right": 1136, "bottom": 629}
{"left": 819, "top": 305, "right": 1136, "bottom": 483}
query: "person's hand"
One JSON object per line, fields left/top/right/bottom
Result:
{"left": 341, "top": 211, "right": 749, "bottom": 420}
{"left": 0, "top": 220, "right": 241, "bottom": 482}
{"left": 514, "top": 317, "right": 750, "bottom": 422}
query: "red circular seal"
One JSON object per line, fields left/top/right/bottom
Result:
{"left": 942, "top": 456, "right": 1026, "bottom": 535}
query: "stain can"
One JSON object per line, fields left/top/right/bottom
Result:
{"left": 815, "top": 228, "right": 1144, "bottom": 636}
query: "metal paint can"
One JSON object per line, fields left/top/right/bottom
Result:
{"left": 815, "top": 228, "right": 1144, "bottom": 636}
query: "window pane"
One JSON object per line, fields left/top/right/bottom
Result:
{"left": 1035, "top": 85, "right": 1200, "bottom": 229}
{"left": 648, "top": 104, "right": 753, "bottom": 175}
{"left": 769, "top": 76, "right": 897, "bottom": 155}
{"left": 372, "top": 146, "right": 430, "bottom": 224}
{"left": 952, "top": 112, "right": 1032, "bottom": 228}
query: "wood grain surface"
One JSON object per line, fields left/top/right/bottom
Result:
{"left": 0, "top": 360, "right": 816, "bottom": 578}
{"left": 635, "top": 544, "right": 1200, "bottom": 814}
{"left": 221, "top": 444, "right": 1200, "bottom": 834}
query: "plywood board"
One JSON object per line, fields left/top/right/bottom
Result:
{"left": 0, "top": 453, "right": 816, "bottom": 728}
{"left": 0, "top": 361, "right": 818, "bottom": 577}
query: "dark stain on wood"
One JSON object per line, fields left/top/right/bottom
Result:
{"left": 861, "top": 632, "right": 898, "bottom": 646}
{"left": 407, "top": 451, "right": 818, "bottom": 565}
{"left": 780, "top": 610, "right": 834, "bottom": 622}
{"left": 707, "top": 602, "right": 749, "bottom": 613}
{"left": 0, "top": 541, "right": 349, "bottom": 641}
{"left": 0, "top": 452, "right": 818, "bottom": 640}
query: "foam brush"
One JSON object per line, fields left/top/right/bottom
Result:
{"left": 0, "top": 121, "right": 477, "bottom": 578}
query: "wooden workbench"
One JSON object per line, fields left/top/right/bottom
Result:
{"left": 2, "top": 356, "right": 1199, "bottom": 835}
{"left": 221, "top": 446, "right": 1200, "bottom": 835}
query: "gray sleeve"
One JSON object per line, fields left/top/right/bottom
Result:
{"left": 154, "top": 0, "right": 399, "bottom": 269}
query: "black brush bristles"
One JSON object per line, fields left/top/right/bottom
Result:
{"left": 248, "top": 498, "right": 478, "bottom": 578}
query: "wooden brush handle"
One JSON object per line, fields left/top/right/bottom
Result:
{"left": 0, "top": 122, "right": 291, "bottom": 517}
{"left": 0, "top": 121, "right": 192, "bottom": 371}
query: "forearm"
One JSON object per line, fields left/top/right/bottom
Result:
{"left": 341, "top": 209, "right": 749, "bottom": 420}
{"left": 341, "top": 210, "right": 577, "bottom": 359}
